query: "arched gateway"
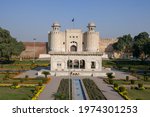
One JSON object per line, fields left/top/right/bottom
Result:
{"left": 48, "top": 22, "right": 103, "bottom": 76}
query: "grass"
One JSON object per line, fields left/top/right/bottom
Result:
{"left": 127, "top": 89, "right": 150, "bottom": 100}
{"left": 102, "top": 59, "right": 150, "bottom": 71}
{"left": 0, "top": 86, "right": 35, "bottom": 100}
{"left": 103, "top": 59, "right": 150, "bottom": 82}
{"left": 0, "top": 74, "right": 50, "bottom": 84}
{"left": 113, "top": 79, "right": 150, "bottom": 85}
{"left": 0, "top": 60, "right": 50, "bottom": 70}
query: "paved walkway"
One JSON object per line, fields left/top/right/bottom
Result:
{"left": 13, "top": 67, "right": 135, "bottom": 100}
{"left": 15, "top": 66, "right": 50, "bottom": 78}
{"left": 92, "top": 77, "right": 124, "bottom": 100}
{"left": 111, "top": 69, "right": 137, "bottom": 80}
{"left": 38, "top": 76, "right": 124, "bottom": 100}
{"left": 15, "top": 70, "right": 37, "bottom": 78}
{"left": 38, "top": 77, "right": 61, "bottom": 100}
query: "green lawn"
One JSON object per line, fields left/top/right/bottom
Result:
{"left": 102, "top": 60, "right": 150, "bottom": 71}
{"left": 0, "top": 60, "right": 50, "bottom": 70}
{"left": 0, "top": 86, "right": 35, "bottom": 100}
{"left": 0, "top": 74, "right": 5, "bottom": 78}
{"left": 127, "top": 89, "right": 150, "bottom": 100}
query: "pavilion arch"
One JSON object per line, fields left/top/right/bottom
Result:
{"left": 80, "top": 59, "right": 85, "bottom": 69}
{"left": 74, "top": 59, "right": 79, "bottom": 68}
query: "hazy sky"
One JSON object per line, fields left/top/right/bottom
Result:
{"left": 1, "top": 0, "right": 150, "bottom": 42}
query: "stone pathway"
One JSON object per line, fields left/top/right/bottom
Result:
{"left": 38, "top": 76, "right": 124, "bottom": 100}
{"left": 111, "top": 69, "right": 137, "bottom": 80}
{"left": 38, "top": 77, "right": 61, "bottom": 100}
{"left": 92, "top": 77, "right": 124, "bottom": 100}
{"left": 14, "top": 67, "right": 135, "bottom": 100}
{"left": 15, "top": 70, "right": 37, "bottom": 78}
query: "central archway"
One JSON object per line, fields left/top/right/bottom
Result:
{"left": 70, "top": 45, "right": 77, "bottom": 52}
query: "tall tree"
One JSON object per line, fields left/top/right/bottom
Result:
{"left": 113, "top": 34, "right": 133, "bottom": 54}
{"left": 0, "top": 27, "right": 24, "bottom": 60}
{"left": 133, "top": 32, "right": 150, "bottom": 60}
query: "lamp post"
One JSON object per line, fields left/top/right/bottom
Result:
{"left": 33, "top": 38, "right": 36, "bottom": 63}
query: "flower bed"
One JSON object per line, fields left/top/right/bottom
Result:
{"left": 32, "top": 86, "right": 45, "bottom": 100}
{"left": 54, "top": 79, "right": 72, "bottom": 100}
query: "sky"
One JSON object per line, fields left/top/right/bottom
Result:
{"left": 0, "top": 0, "right": 150, "bottom": 42}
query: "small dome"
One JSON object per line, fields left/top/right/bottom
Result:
{"left": 88, "top": 22, "right": 96, "bottom": 27}
{"left": 52, "top": 22, "right": 61, "bottom": 27}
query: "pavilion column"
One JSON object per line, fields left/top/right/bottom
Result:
{"left": 79, "top": 60, "right": 80, "bottom": 69}
{"left": 72, "top": 59, "right": 74, "bottom": 70}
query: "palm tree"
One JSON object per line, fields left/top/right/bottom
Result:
{"left": 106, "top": 72, "right": 115, "bottom": 84}
{"left": 42, "top": 71, "right": 50, "bottom": 78}
{"left": 106, "top": 72, "right": 115, "bottom": 79}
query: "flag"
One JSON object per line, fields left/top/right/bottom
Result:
{"left": 72, "top": 18, "right": 74, "bottom": 22}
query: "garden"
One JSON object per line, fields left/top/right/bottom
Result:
{"left": 0, "top": 60, "right": 50, "bottom": 100}
{"left": 103, "top": 60, "right": 150, "bottom": 100}
{"left": 83, "top": 79, "right": 106, "bottom": 100}
{"left": 0, "top": 86, "right": 35, "bottom": 100}
{"left": 54, "top": 79, "right": 72, "bottom": 100}
{"left": 102, "top": 59, "right": 150, "bottom": 79}
{"left": 0, "top": 60, "right": 50, "bottom": 70}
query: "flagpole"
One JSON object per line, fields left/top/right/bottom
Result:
{"left": 73, "top": 21, "right": 74, "bottom": 29}
{"left": 72, "top": 18, "right": 74, "bottom": 29}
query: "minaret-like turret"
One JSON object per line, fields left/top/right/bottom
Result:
{"left": 86, "top": 22, "right": 99, "bottom": 52}
{"left": 48, "top": 22, "right": 62, "bottom": 51}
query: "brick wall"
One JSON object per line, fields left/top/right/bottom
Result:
{"left": 20, "top": 42, "right": 48, "bottom": 59}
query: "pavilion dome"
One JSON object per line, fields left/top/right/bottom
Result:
{"left": 88, "top": 22, "right": 96, "bottom": 27}
{"left": 52, "top": 22, "right": 61, "bottom": 27}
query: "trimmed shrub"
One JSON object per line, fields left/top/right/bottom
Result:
{"left": 25, "top": 75, "right": 29, "bottom": 79}
{"left": 109, "top": 79, "right": 114, "bottom": 84}
{"left": 131, "top": 80, "right": 135, "bottom": 84}
{"left": 138, "top": 83, "right": 143, "bottom": 88}
{"left": 119, "top": 86, "right": 126, "bottom": 92}
{"left": 20, "top": 79, "right": 24, "bottom": 83}
{"left": 38, "top": 82, "right": 43, "bottom": 86}
{"left": 114, "top": 83, "right": 118, "bottom": 88}
{"left": 126, "top": 76, "right": 129, "bottom": 81}
{"left": 12, "top": 82, "right": 19, "bottom": 86}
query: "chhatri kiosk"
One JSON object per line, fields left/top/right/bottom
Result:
{"left": 48, "top": 22, "right": 103, "bottom": 76}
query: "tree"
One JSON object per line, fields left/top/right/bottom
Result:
{"left": 132, "top": 32, "right": 150, "bottom": 60}
{"left": 143, "top": 41, "right": 150, "bottom": 59}
{"left": 42, "top": 71, "right": 50, "bottom": 78}
{"left": 113, "top": 34, "right": 133, "bottom": 57}
{"left": 0, "top": 27, "right": 24, "bottom": 61}
{"left": 106, "top": 72, "right": 115, "bottom": 79}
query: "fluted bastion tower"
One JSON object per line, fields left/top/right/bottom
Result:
{"left": 48, "top": 22, "right": 103, "bottom": 76}
{"left": 48, "top": 22, "right": 65, "bottom": 52}
{"left": 84, "top": 22, "right": 100, "bottom": 52}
